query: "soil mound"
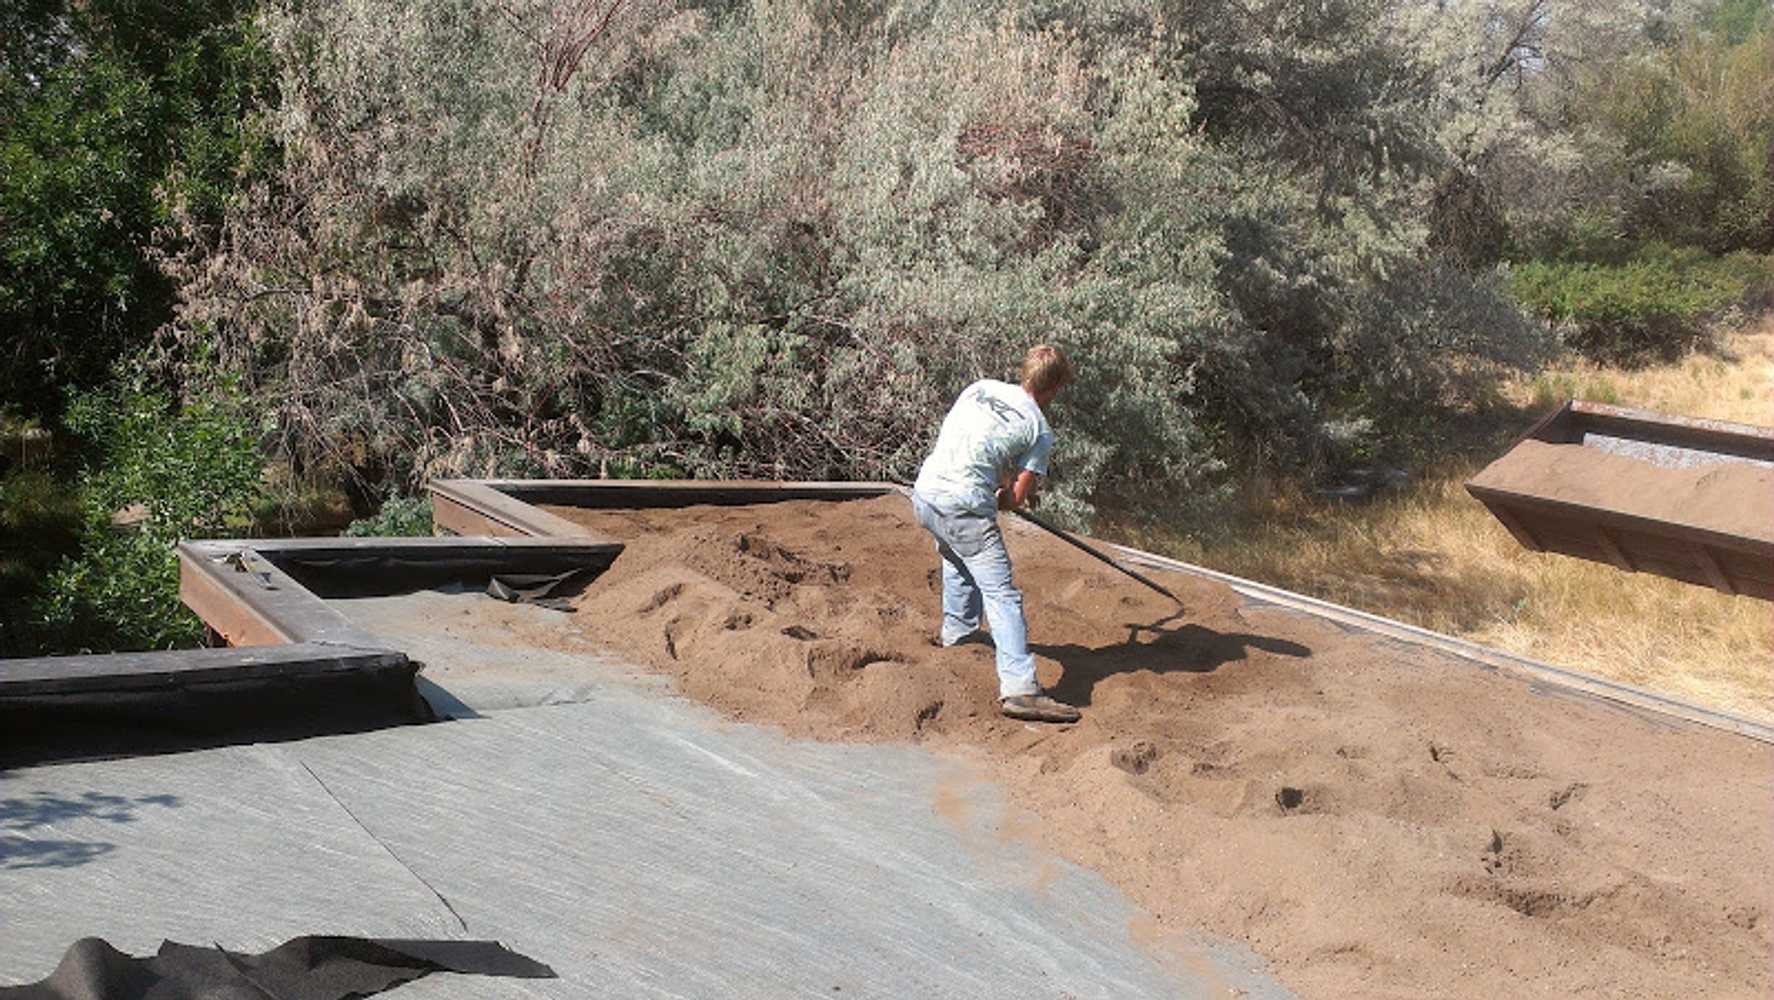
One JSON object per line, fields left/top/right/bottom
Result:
{"left": 538, "top": 495, "right": 1772, "bottom": 999}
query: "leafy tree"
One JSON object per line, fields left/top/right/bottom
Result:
{"left": 29, "top": 357, "right": 264, "bottom": 653}
{"left": 0, "top": 0, "right": 274, "bottom": 422}
{"left": 176, "top": 0, "right": 1548, "bottom": 523}
{"left": 1463, "top": 0, "right": 1774, "bottom": 259}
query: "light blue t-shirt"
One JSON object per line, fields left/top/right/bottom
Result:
{"left": 914, "top": 379, "right": 1055, "bottom": 515}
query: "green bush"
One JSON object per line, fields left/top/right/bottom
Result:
{"left": 344, "top": 495, "right": 434, "bottom": 537}
{"left": 33, "top": 360, "right": 263, "bottom": 653}
{"left": 1531, "top": 8, "right": 1774, "bottom": 260}
{"left": 176, "top": 0, "right": 1551, "bottom": 525}
{"left": 1507, "top": 245, "right": 1772, "bottom": 364}
{"left": 0, "top": 0, "right": 276, "bottom": 424}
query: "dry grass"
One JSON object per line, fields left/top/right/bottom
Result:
{"left": 1144, "top": 322, "right": 1774, "bottom": 723}
{"left": 1520, "top": 320, "right": 1774, "bottom": 424}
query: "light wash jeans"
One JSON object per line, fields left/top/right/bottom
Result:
{"left": 911, "top": 492, "right": 1040, "bottom": 699}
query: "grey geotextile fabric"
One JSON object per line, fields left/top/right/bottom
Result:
{"left": 1, "top": 591, "right": 1293, "bottom": 999}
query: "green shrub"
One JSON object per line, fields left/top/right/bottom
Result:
{"left": 344, "top": 494, "right": 434, "bottom": 537}
{"left": 0, "top": 1, "right": 276, "bottom": 423}
{"left": 175, "top": 0, "right": 1551, "bottom": 526}
{"left": 1539, "top": 9, "right": 1774, "bottom": 259}
{"left": 34, "top": 360, "right": 263, "bottom": 653}
{"left": 1507, "top": 245, "right": 1772, "bottom": 364}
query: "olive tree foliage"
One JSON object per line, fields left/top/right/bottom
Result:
{"left": 1584, "top": 10, "right": 1774, "bottom": 254}
{"left": 171, "top": 0, "right": 1548, "bottom": 522}
{"left": 1399, "top": 0, "right": 1642, "bottom": 262}
{"left": 1394, "top": 0, "right": 1764, "bottom": 261}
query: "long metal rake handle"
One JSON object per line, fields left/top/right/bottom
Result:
{"left": 1010, "top": 507, "right": 1183, "bottom": 605}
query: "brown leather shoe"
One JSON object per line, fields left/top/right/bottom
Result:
{"left": 999, "top": 693, "right": 1080, "bottom": 723}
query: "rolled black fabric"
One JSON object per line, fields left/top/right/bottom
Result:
{"left": 485, "top": 567, "right": 601, "bottom": 611}
{"left": 2, "top": 936, "right": 555, "bottom": 1000}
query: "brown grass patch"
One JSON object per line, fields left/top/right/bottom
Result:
{"left": 1134, "top": 323, "right": 1774, "bottom": 723}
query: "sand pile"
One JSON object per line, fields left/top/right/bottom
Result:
{"left": 1470, "top": 439, "right": 1774, "bottom": 543}
{"left": 538, "top": 496, "right": 1772, "bottom": 999}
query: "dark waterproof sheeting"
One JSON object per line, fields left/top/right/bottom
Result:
{"left": 0, "top": 663, "right": 433, "bottom": 768}
{"left": 2, "top": 937, "right": 552, "bottom": 1000}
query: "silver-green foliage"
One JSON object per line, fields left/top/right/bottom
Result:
{"left": 173, "top": 0, "right": 1550, "bottom": 523}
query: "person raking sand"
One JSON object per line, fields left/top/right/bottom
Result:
{"left": 910, "top": 344, "right": 1081, "bottom": 723}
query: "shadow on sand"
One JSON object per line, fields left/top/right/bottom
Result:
{"left": 1037, "top": 615, "right": 1311, "bottom": 706}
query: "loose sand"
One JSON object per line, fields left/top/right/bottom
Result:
{"left": 533, "top": 496, "right": 1772, "bottom": 999}
{"left": 1470, "top": 439, "right": 1774, "bottom": 544}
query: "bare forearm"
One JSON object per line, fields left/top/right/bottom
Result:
{"left": 1006, "top": 470, "right": 1040, "bottom": 509}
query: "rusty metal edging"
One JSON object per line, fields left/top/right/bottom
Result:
{"left": 1569, "top": 400, "right": 1774, "bottom": 461}
{"left": 3, "top": 546, "right": 409, "bottom": 707}
{"left": 4, "top": 524, "right": 632, "bottom": 752}
{"left": 481, "top": 477, "right": 900, "bottom": 494}
{"left": 178, "top": 544, "right": 295, "bottom": 647}
{"left": 1466, "top": 400, "right": 1774, "bottom": 601}
{"left": 179, "top": 541, "right": 388, "bottom": 649}
{"left": 486, "top": 479, "right": 901, "bottom": 507}
{"left": 429, "top": 480, "right": 606, "bottom": 540}
{"left": 1105, "top": 544, "right": 1774, "bottom": 745}
{"left": 178, "top": 535, "right": 629, "bottom": 644}
{"left": 428, "top": 478, "right": 902, "bottom": 537}
{"left": 1463, "top": 483, "right": 1774, "bottom": 560}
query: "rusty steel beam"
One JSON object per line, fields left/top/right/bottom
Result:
{"left": 429, "top": 480, "right": 615, "bottom": 540}
{"left": 178, "top": 545, "right": 294, "bottom": 647}
{"left": 483, "top": 479, "right": 901, "bottom": 511}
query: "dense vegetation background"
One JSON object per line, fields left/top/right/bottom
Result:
{"left": 3, "top": 0, "right": 1771, "bottom": 654}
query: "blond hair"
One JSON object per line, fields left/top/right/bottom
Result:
{"left": 1020, "top": 344, "right": 1073, "bottom": 396}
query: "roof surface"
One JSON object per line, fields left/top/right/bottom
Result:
{"left": 2, "top": 589, "right": 1291, "bottom": 998}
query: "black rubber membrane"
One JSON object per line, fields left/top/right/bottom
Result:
{"left": 0, "top": 666, "right": 435, "bottom": 769}
{"left": 1, "top": 936, "right": 553, "bottom": 999}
